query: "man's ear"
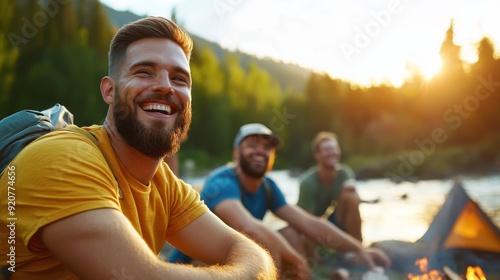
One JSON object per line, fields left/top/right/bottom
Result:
{"left": 266, "top": 149, "right": 276, "bottom": 172}
{"left": 100, "top": 76, "right": 115, "bottom": 104}
{"left": 233, "top": 147, "right": 240, "bottom": 162}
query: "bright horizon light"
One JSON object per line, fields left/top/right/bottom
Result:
{"left": 99, "top": 0, "right": 500, "bottom": 88}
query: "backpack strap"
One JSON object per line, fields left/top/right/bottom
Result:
{"left": 261, "top": 179, "right": 274, "bottom": 210}
{"left": 1, "top": 265, "right": 11, "bottom": 280}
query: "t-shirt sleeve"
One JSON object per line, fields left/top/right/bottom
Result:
{"left": 165, "top": 177, "right": 208, "bottom": 235}
{"left": 340, "top": 165, "right": 356, "bottom": 182}
{"left": 200, "top": 170, "right": 241, "bottom": 212}
{"left": 267, "top": 178, "right": 287, "bottom": 211}
{"left": 11, "top": 132, "right": 121, "bottom": 252}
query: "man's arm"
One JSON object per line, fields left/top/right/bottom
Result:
{"left": 213, "top": 199, "right": 308, "bottom": 275}
{"left": 41, "top": 208, "right": 276, "bottom": 280}
{"left": 274, "top": 204, "right": 391, "bottom": 269}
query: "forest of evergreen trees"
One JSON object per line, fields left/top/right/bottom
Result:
{"left": 1, "top": 1, "right": 499, "bottom": 180}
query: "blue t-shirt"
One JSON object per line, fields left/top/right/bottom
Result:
{"left": 168, "top": 166, "right": 288, "bottom": 263}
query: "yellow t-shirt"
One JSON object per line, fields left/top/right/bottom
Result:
{"left": 0, "top": 125, "right": 208, "bottom": 279}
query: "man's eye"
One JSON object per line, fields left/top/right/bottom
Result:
{"left": 136, "top": 70, "right": 152, "bottom": 75}
{"left": 173, "top": 76, "right": 189, "bottom": 85}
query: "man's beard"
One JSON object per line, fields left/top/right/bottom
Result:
{"left": 112, "top": 93, "right": 191, "bottom": 159}
{"left": 322, "top": 161, "right": 337, "bottom": 170}
{"left": 239, "top": 152, "right": 268, "bottom": 179}
{"left": 322, "top": 156, "right": 340, "bottom": 170}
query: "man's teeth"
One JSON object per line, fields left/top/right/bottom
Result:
{"left": 253, "top": 156, "right": 266, "bottom": 162}
{"left": 143, "top": 104, "right": 171, "bottom": 114}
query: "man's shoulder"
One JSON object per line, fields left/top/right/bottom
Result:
{"left": 199, "top": 165, "right": 241, "bottom": 210}
{"left": 262, "top": 176, "right": 281, "bottom": 193}
{"left": 200, "top": 165, "right": 237, "bottom": 194}
{"left": 206, "top": 165, "right": 235, "bottom": 181}
{"left": 299, "top": 166, "right": 319, "bottom": 182}
{"left": 21, "top": 125, "right": 102, "bottom": 155}
{"left": 31, "top": 125, "right": 103, "bottom": 144}
{"left": 337, "top": 164, "right": 354, "bottom": 178}
{"left": 9, "top": 125, "right": 109, "bottom": 181}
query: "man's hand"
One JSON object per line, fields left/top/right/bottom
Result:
{"left": 358, "top": 247, "right": 392, "bottom": 269}
{"left": 366, "top": 247, "right": 392, "bottom": 268}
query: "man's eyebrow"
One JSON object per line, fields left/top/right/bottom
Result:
{"left": 128, "top": 61, "right": 190, "bottom": 78}
{"left": 173, "top": 65, "right": 191, "bottom": 79}
{"left": 129, "top": 60, "right": 156, "bottom": 71}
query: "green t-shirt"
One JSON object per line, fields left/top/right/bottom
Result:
{"left": 297, "top": 164, "right": 354, "bottom": 217}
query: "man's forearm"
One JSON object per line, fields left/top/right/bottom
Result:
{"left": 218, "top": 236, "right": 277, "bottom": 279}
{"left": 243, "top": 221, "right": 301, "bottom": 267}
{"left": 150, "top": 238, "right": 276, "bottom": 280}
{"left": 163, "top": 235, "right": 277, "bottom": 280}
{"left": 307, "top": 218, "right": 364, "bottom": 253}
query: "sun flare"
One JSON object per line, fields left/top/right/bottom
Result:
{"left": 418, "top": 57, "right": 443, "bottom": 80}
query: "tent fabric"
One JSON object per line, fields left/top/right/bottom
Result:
{"left": 418, "top": 181, "right": 500, "bottom": 254}
{"left": 371, "top": 180, "right": 500, "bottom": 272}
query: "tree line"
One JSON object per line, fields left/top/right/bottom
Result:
{"left": 1, "top": 1, "right": 499, "bottom": 180}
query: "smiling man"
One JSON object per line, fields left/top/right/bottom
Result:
{"left": 169, "top": 123, "right": 391, "bottom": 279}
{"left": 0, "top": 17, "right": 275, "bottom": 280}
{"left": 297, "top": 132, "right": 363, "bottom": 242}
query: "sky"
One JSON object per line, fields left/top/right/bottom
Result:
{"left": 99, "top": 0, "right": 500, "bottom": 87}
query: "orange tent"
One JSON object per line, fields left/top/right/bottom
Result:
{"left": 418, "top": 181, "right": 500, "bottom": 254}
{"left": 372, "top": 180, "right": 500, "bottom": 273}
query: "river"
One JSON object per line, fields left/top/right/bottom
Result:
{"left": 184, "top": 171, "right": 500, "bottom": 247}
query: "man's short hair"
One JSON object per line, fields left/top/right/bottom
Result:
{"left": 311, "top": 131, "right": 338, "bottom": 152}
{"left": 108, "top": 16, "right": 193, "bottom": 77}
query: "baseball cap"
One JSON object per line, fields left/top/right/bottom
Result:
{"left": 233, "top": 123, "right": 281, "bottom": 148}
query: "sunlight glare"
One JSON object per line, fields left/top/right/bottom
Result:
{"left": 419, "top": 57, "right": 442, "bottom": 80}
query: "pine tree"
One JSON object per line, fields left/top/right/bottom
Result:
{"left": 0, "top": 1, "right": 19, "bottom": 115}
{"left": 88, "top": 0, "right": 114, "bottom": 63}
{"left": 439, "top": 19, "right": 463, "bottom": 75}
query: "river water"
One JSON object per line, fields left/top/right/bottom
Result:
{"left": 265, "top": 171, "right": 500, "bottom": 247}
{"left": 184, "top": 171, "right": 500, "bottom": 247}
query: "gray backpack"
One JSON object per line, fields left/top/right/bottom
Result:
{"left": 0, "top": 103, "right": 102, "bottom": 174}
{"left": 0, "top": 104, "right": 74, "bottom": 174}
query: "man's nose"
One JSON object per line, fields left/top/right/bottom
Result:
{"left": 255, "top": 143, "right": 274, "bottom": 154}
{"left": 152, "top": 72, "right": 174, "bottom": 94}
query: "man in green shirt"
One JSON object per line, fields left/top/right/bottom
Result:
{"left": 297, "top": 131, "right": 363, "bottom": 246}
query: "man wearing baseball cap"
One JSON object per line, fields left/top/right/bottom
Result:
{"left": 169, "top": 123, "right": 391, "bottom": 279}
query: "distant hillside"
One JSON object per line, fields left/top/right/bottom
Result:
{"left": 103, "top": 5, "right": 143, "bottom": 27}
{"left": 103, "top": 4, "right": 311, "bottom": 93}
{"left": 192, "top": 36, "right": 311, "bottom": 92}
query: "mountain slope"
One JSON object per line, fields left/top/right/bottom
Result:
{"left": 103, "top": 4, "right": 311, "bottom": 93}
